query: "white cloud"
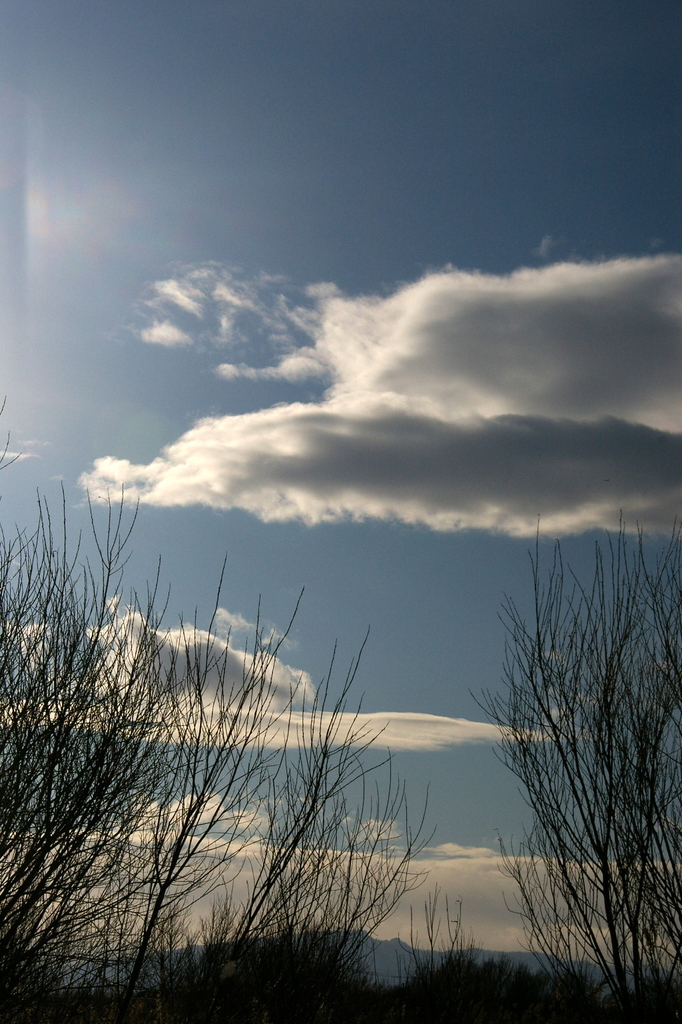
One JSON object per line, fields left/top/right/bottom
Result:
{"left": 212, "top": 606, "right": 295, "bottom": 654}
{"left": 141, "top": 319, "right": 192, "bottom": 347}
{"left": 137, "top": 265, "right": 313, "bottom": 348}
{"left": 84, "top": 255, "right": 682, "bottom": 536}
{"left": 215, "top": 348, "right": 327, "bottom": 383}
{"left": 212, "top": 280, "right": 261, "bottom": 313}
{"left": 186, "top": 838, "right": 524, "bottom": 952}
{"left": 360, "top": 712, "right": 499, "bottom": 753}
{"left": 4, "top": 451, "right": 37, "bottom": 462}
{"left": 213, "top": 607, "right": 257, "bottom": 638}
{"left": 164, "top": 620, "right": 313, "bottom": 710}
{"left": 105, "top": 601, "right": 313, "bottom": 712}
{"left": 334, "top": 711, "right": 499, "bottom": 751}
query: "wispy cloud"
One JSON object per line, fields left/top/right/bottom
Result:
{"left": 136, "top": 265, "right": 316, "bottom": 349}
{"left": 341, "top": 712, "right": 499, "bottom": 751}
{"left": 215, "top": 350, "right": 327, "bottom": 382}
{"left": 261, "top": 711, "right": 500, "bottom": 752}
{"left": 532, "top": 234, "right": 557, "bottom": 259}
{"left": 148, "top": 277, "right": 205, "bottom": 316}
{"left": 84, "top": 255, "right": 682, "bottom": 536}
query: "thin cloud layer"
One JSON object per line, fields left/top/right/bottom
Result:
{"left": 376, "top": 842, "right": 522, "bottom": 949}
{"left": 347, "top": 712, "right": 499, "bottom": 751}
{"left": 84, "top": 256, "right": 682, "bottom": 536}
{"left": 261, "top": 711, "right": 500, "bottom": 752}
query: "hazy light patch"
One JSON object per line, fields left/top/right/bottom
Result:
{"left": 533, "top": 234, "right": 557, "bottom": 259}
{"left": 27, "top": 176, "right": 141, "bottom": 263}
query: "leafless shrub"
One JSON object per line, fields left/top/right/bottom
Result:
{"left": 0, "top": 496, "right": 423, "bottom": 1024}
{"left": 486, "top": 525, "right": 682, "bottom": 1024}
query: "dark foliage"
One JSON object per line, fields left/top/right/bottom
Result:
{"left": 36, "top": 939, "right": 628, "bottom": 1024}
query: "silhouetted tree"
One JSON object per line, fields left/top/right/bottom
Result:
{"left": 0, "top": 496, "right": 423, "bottom": 1024}
{"left": 486, "top": 527, "right": 682, "bottom": 1024}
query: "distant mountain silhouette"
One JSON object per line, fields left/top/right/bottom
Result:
{"left": 361, "top": 936, "right": 550, "bottom": 985}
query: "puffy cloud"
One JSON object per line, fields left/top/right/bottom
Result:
{"left": 79, "top": 402, "right": 682, "bottom": 535}
{"left": 140, "top": 319, "right": 193, "bottom": 346}
{"left": 213, "top": 607, "right": 258, "bottom": 638}
{"left": 84, "top": 255, "right": 682, "bottom": 536}
{"left": 103, "top": 600, "right": 314, "bottom": 711}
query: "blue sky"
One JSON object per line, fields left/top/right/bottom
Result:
{"left": 1, "top": 0, "right": 681, "bottom": 947}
